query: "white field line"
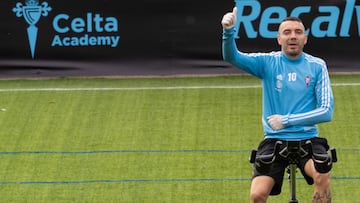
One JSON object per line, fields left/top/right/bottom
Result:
{"left": 0, "top": 85, "right": 261, "bottom": 92}
{"left": 0, "top": 83, "right": 359, "bottom": 92}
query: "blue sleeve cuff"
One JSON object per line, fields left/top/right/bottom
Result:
{"left": 222, "top": 27, "right": 236, "bottom": 39}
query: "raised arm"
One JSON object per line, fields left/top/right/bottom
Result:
{"left": 221, "top": 7, "right": 264, "bottom": 78}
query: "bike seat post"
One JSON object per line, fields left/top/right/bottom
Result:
{"left": 289, "top": 163, "right": 298, "bottom": 203}
{"left": 286, "top": 141, "right": 302, "bottom": 203}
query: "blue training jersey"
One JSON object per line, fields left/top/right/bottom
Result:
{"left": 222, "top": 28, "right": 334, "bottom": 140}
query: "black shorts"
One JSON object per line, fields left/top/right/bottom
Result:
{"left": 252, "top": 137, "right": 330, "bottom": 196}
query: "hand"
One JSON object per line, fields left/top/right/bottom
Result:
{"left": 221, "top": 7, "right": 237, "bottom": 29}
{"left": 267, "top": 115, "right": 284, "bottom": 131}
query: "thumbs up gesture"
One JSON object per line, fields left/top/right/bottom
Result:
{"left": 221, "top": 7, "right": 237, "bottom": 29}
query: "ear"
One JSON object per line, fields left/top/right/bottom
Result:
{"left": 304, "top": 35, "right": 308, "bottom": 45}
{"left": 277, "top": 34, "right": 281, "bottom": 45}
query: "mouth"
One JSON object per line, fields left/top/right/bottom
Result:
{"left": 288, "top": 43, "right": 298, "bottom": 49}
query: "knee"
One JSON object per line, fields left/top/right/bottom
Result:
{"left": 312, "top": 172, "right": 331, "bottom": 186}
{"left": 313, "top": 155, "right": 333, "bottom": 173}
{"left": 250, "top": 190, "right": 268, "bottom": 203}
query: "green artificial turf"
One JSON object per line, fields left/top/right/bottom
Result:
{"left": 0, "top": 74, "right": 359, "bottom": 202}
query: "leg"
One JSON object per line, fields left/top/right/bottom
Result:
{"left": 250, "top": 176, "right": 275, "bottom": 203}
{"left": 250, "top": 139, "right": 286, "bottom": 202}
{"left": 304, "top": 159, "right": 332, "bottom": 203}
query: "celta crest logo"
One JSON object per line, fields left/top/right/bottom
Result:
{"left": 13, "top": 0, "right": 52, "bottom": 59}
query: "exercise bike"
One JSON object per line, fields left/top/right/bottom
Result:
{"left": 249, "top": 140, "right": 337, "bottom": 203}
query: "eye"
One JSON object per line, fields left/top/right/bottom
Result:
{"left": 295, "top": 29, "right": 303, "bottom": 34}
{"left": 283, "top": 30, "right": 291, "bottom": 35}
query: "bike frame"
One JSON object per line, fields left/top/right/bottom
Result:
{"left": 282, "top": 141, "right": 305, "bottom": 203}
{"left": 288, "top": 163, "right": 298, "bottom": 203}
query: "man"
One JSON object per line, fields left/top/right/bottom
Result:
{"left": 221, "top": 7, "right": 335, "bottom": 203}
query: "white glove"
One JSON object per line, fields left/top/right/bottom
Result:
{"left": 267, "top": 115, "right": 284, "bottom": 131}
{"left": 221, "top": 7, "right": 237, "bottom": 29}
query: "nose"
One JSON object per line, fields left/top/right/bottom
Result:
{"left": 289, "top": 31, "right": 297, "bottom": 39}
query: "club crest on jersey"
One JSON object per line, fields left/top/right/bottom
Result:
{"left": 305, "top": 76, "right": 311, "bottom": 88}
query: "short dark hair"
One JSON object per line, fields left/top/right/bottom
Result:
{"left": 281, "top": 16, "right": 303, "bottom": 24}
{"left": 279, "top": 16, "right": 306, "bottom": 31}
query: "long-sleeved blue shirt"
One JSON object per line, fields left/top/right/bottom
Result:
{"left": 222, "top": 28, "right": 334, "bottom": 140}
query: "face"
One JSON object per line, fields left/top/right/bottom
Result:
{"left": 277, "top": 20, "right": 308, "bottom": 59}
